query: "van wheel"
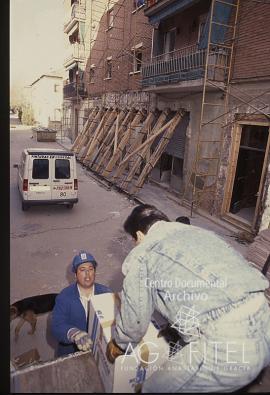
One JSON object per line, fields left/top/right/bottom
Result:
{"left": 22, "top": 202, "right": 29, "bottom": 211}
{"left": 67, "top": 203, "right": 73, "bottom": 209}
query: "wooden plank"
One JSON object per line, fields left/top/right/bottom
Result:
{"left": 92, "top": 110, "right": 127, "bottom": 172}
{"left": 102, "top": 110, "right": 144, "bottom": 178}
{"left": 82, "top": 108, "right": 117, "bottom": 164}
{"left": 221, "top": 123, "right": 242, "bottom": 214}
{"left": 111, "top": 111, "right": 158, "bottom": 183}
{"left": 71, "top": 107, "right": 94, "bottom": 152}
{"left": 78, "top": 107, "right": 106, "bottom": 161}
{"left": 85, "top": 109, "right": 119, "bottom": 168}
{"left": 114, "top": 113, "right": 119, "bottom": 154}
{"left": 80, "top": 108, "right": 110, "bottom": 162}
{"left": 119, "top": 111, "right": 169, "bottom": 190}
{"left": 72, "top": 108, "right": 97, "bottom": 154}
{"left": 118, "top": 114, "right": 177, "bottom": 169}
{"left": 131, "top": 110, "right": 185, "bottom": 194}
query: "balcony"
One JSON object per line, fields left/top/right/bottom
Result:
{"left": 144, "top": 0, "right": 202, "bottom": 23}
{"left": 63, "top": 81, "right": 87, "bottom": 99}
{"left": 64, "top": 44, "right": 85, "bottom": 68}
{"left": 64, "top": 2, "right": 86, "bottom": 34}
{"left": 142, "top": 45, "right": 228, "bottom": 91}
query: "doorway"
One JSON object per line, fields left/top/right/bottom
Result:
{"left": 224, "top": 123, "right": 270, "bottom": 229}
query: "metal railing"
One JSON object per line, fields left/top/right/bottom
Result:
{"left": 142, "top": 45, "right": 229, "bottom": 87}
{"left": 63, "top": 82, "right": 87, "bottom": 99}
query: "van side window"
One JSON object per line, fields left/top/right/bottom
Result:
{"left": 32, "top": 159, "right": 49, "bottom": 179}
{"left": 55, "top": 159, "right": 70, "bottom": 179}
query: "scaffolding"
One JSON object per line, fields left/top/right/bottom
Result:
{"left": 67, "top": 0, "right": 270, "bottom": 217}
{"left": 182, "top": 0, "right": 270, "bottom": 219}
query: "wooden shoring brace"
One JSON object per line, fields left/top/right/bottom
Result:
{"left": 102, "top": 110, "right": 144, "bottom": 178}
{"left": 72, "top": 107, "right": 96, "bottom": 153}
{"left": 118, "top": 110, "right": 169, "bottom": 190}
{"left": 77, "top": 108, "right": 107, "bottom": 162}
{"left": 81, "top": 108, "right": 111, "bottom": 164}
{"left": 131, "top": 110, "right": 186, "bottom": 195}
{"left": 111, "top": 110, "right": 158, "bottom": 184}
{"left": 71, "top": 108, "right": 94, "bottom": 152}
{"left": 92, "top": 109, "right": 128, "bottom": 173}
{"left": 82, "top": 108, "right": 117, "bottom": 165}
{"left": 78, "top": 107, "right": 106, "bottom": 161}
{"left": 85, "top": 108, "right": 119, "bottom": 168}
{"left": 114, "top": 113, "right": 120, "bottom": 154}
{"left": 73, "top": 108, "right": 100, "bottom": 156}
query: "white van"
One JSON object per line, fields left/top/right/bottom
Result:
{"left": 14, "top": 148, "right": 78, "bottom": 210}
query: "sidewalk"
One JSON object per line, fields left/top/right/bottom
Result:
{"left": 56, "top": 137, "right": 249, "bottom": 257}
{"left": 56, "top": 136, "right": 73, "bottom": 151}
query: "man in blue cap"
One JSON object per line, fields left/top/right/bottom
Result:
{"left": 52, "top": 251, "right": 111, "bottom": 356}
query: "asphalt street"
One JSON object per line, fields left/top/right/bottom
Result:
{"left": 10, "top": 116, "right": 135, "bottom": 361}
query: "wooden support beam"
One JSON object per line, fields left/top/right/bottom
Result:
{"left": 85, "top": 109, "right": 119, "bottom": 167}
{"left": 102, "top": 110, "right": 145, "bottom": 178}
{"left": 114, "top": 113, "right": 120, "bottom": 154}
{"left": 131, "top": 110, "right": 186, "bottom": 194}
{"left": 118, "top": 113, "right": 176, "bottom": 169}
{"left": 112, "top": 110, "right": 165, "bottom": 184}
{"left": 92, "top": 110, "right": 127, "bottom": 172}
{"left": 78, "top": 107, "right": 106, "bottom": 160}
{"left": 72, "top": 108, "right": 97, "bottom": 154}
{"left": 81, "top": 108, "right": 110, "bottom": 161}
{"left": 82, "top": 108, "right": 116, "bottom": 164}
{"left": 71, "top": 107, "right": 93, "bottom": 152}
{"left": 119, "top": 111, "right": 169, "bottom": 190}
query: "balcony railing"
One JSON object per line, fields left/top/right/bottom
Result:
{"left": 64, "top": 3, "right": 86, "bottom": 33}
{"left": 64, "top": 44, "right": 85, "bottom": 68}
{"left": 142, "top": 45, "right": 228, "bottom": 88}
{"left": 63, "top": 82, "right": 87, "bottom": 99}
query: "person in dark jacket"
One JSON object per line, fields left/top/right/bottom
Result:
{"left": 52, "top": 251, "right": 111, "bottom": 357}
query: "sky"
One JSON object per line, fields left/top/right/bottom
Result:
{"left": 10, "top": 0, "right": 65, "bottom": 91}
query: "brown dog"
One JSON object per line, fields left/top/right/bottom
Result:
{"left": 10, "top": 293, "right": 58, "bottom": 341}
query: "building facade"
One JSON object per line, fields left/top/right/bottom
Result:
{"left": 66, "top": 0, "right": 270, "bottom": 235}
{"left": 30, "top": 74, "right": 63, "bottom": 129}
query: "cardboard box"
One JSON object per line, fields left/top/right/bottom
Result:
{"left": 11, "top": 348, "right": 40, "bottom": 369}
{"left": 88, "top": 293, "right": 170, "bottom": 393}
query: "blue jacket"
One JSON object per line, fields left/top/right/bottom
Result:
{"left": 52, "top": 282, "right": 111, "bottom": 356}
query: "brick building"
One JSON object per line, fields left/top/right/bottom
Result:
{"left": 66, "top": 0, "right": 270, "bottom": 235}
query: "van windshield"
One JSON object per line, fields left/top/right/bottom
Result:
{"left": 32, "top": 159, "right": 49, "bottom": 179}
{"left": 55, "top": 159, "right": 70, "bottom": 179}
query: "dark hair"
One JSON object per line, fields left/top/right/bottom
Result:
{"left": 175, "top": 216, "right": 190, "bottom": 225}
{"left": 124, "top": 204, "right": 170, "bottom": 240}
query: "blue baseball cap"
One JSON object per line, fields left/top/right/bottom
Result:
{"left": 72, "top": 251, "right": 97, "bottom": 273}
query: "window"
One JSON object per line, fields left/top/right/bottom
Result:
{"left": 55, "top": 159, "right": 70, "bottom": 179}
{"left": 105, "top": 59, "right": 112, "bottom": 79}
{"left": 107, "top": 8, "right": 114, "bottom": 30}
{"left": 54, "top": 84, "right": 60, "bottom": 93}
{"left": 89, "top": 67, "right": 95, "bottom": 83}
{"left": 133, "top": 50, "right": 142, "bottom": 72}
{"left": 32, "top": 159, "right": 49, "bottom": 179}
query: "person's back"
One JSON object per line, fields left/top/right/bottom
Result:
{"left": 107, "top": 204, "right": 270, "bottom": 392}
{"left": 127, "top": 221, "right": 268, "bottom": 323}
